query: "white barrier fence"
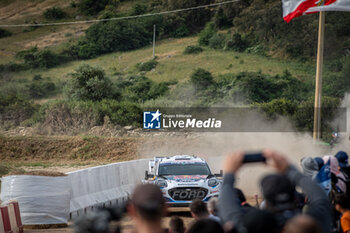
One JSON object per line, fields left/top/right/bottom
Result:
{"left": 0, "top": 159, "right": 148, "bottom": 225}
{"left": 67, "top": 159, "right": 148, "bottom": 218}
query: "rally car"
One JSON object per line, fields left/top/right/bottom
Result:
{"left": 144, "top": 155, "right": 222, "bottom": 207}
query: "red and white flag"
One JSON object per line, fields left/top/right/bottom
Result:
{"left": 281, "top": 0, "right": 349, "bottom": 23}
{"left": 306, "top": 0, "right": 350, "bottom": 13}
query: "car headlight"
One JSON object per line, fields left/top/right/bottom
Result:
{"left": 156, "top": 179, "right": 168, "bottom": 188}
{"left": 208, "top": 178, "right": 219, "bottom": 187}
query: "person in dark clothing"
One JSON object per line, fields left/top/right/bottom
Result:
{"left": 219, "top": 150, "right": 332, "bottom": 233}
{"left": 186, "top": 219, "right": 224, "bottom": 233}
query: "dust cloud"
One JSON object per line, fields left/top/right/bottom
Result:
{"left": 138, "top": 93, "right": 350, "bottom": 195}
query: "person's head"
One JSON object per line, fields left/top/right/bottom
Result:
{"left": 207, "top": 197, "right": 219, "bottom": 216}
{"left": 169, "top": 216, "right": 185, "bottom": 233}
{"left": 128, "top": 184, "right": 166, "bottom": 224}
{"left": 260, "top": 174, "right": 296, "bottom": 212}
{"left": 300, "top": 157, "right": 318, "bottom": 178}
{"left": 187, "top": 219, "right": 224, "bottom": 233}
{"left": 335, "top": 151, "right": 349, "bottom": 168}
{"left": 313, "top": 157, "right": 324, "bottom": 170}
{"left": 335, "top": 194, "right": 350, "bottom": 213}
{"left": 190, "top": 199, "right": 209, "bottom": 220}
{"left": 241, "top": 208, "right": 279, "bottom": 233}
{"left": 282, "top": 215, "right": 322, "bottom": 233}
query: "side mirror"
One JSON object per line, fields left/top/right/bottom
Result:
{"left": 214, "top": 170, "right": 223, "bottom": 177}
{"left": 145, "top": 171, "right": 154, "bottom": 180}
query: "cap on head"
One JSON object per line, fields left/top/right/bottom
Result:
{"left": 335, "top": 151, "right": 349, "bottom": 168}
{"left": 260, "top": 174, "right": 295, "bottom": 211}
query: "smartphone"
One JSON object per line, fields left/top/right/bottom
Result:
{"left": 243, "top": 153, "right": 266, "bottom": 163}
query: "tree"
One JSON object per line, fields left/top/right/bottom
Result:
{"left": 65, "top": 65, "right": 116, "bottom": 101}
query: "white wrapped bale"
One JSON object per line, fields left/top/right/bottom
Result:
{"left": 0, "top": 175, "right": 70, "bottom": 225}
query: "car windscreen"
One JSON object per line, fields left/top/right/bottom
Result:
{"left": 158, "top": 162, "right": 210, "bottom": 176}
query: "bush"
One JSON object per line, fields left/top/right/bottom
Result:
{"left": 98, "top": 100, "right": 142, "bottom": 126}
{"left": 28, "top": 75, "right": 56, "bottom": 99}
{"left": 190, "top": 68, "right": 214, "bottom": 90}
{"left": 78, "top": 0, "right": 110, "bottom": 15}
{"left": 217, "top": 71, "right": 309, "bottom": 103}
{"left": 131, "top": 3, "right": 148, "bottom": 15}
{"left": 37, "top": 100, "right": 100, "bottom": 134}
{"left": 84, "top": 18, "right": 156, "bottom": 54}
{"left": 43, "top": 7, "right": 67, "bottom": 20}
{"left": 0, "top": 28, "right": 12, "bottom": 38}
{"left": 65, "top": 64, "right": 117, "bottom": 101}
{"left": 171, "top": 25, "right": 190, "bottom": 38}
{"left": 184, "top": 45, "right": 203, "bottom": 54}
{"left": 198, "top": 22, "right": 216, "bottom": 46}
{"left": 257, "top": 98, "right": 297, "bottom": 119}
{"left": 136, "top": 60, "right": 158, "bottom": 72}
{"left": 0, "top": 92, "right": 37, "bottom": 129}
{"left": 225, "top": 33, "right": 249, "bottom": 52}
{"left": 74, "top": 41, "right": 100, "bottom": 59}
{"left": 209, "top": 33, "right": 226, "bottom": 50}
{"left": 115, "top": 75, "right": 170, "bottom": 102}
{"left": 16, "top": 47, "right": 68, "bottom": 69}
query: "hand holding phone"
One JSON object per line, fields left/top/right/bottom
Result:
{"left": 242, "top": 153, "right": 266, "bottom": 163}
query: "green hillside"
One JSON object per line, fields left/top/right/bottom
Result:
{"left": 0, "top": 0, "right": 349, "bottom": 141}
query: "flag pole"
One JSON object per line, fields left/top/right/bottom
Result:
{"left": 313, "top": 11, "right": 325, "bottom": 141}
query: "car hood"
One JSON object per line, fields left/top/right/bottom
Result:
{"left": 163, "top": 175, "right": 208, "bottom": 182}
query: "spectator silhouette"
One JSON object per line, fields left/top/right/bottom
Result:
{"left": 128, "top": 183, "right": 168, "bottom": 233}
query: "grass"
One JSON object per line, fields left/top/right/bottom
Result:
{"left": 8, "top": 36, "right": 316, "bottom": 85}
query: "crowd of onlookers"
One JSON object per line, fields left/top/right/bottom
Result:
{"left": 76, "top": 149, "right": 350, "bottom": 233}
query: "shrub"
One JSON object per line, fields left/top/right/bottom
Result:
{"left": 43, "top": 7, "right": 66, "bottom": 20}
{"left": 209, "top": 33, "right": 226, "bottom": 50}
{"left": 184, "top": 45, "right": 203, "bottom": 54}
{"left": 98, "top": 100, "right": 142, "bottom": 126}
{"left": 257, "top": 98, "right": 297, "bottom": 119}
{"left": 65, "top": 64, "right": 116, "bottom": 101}
{"left": 28, "top": 75, "right": 56, "bottom": 99}
{"left": 78, "top": 0, "right": 110, "bottom": 15}
{"left": 190, "top": 68, "right": 214, "bottom": 90}
{"left": 0, "top": 92, "right": 37, "bottom": 129}
{"left": 198, "top": 22, "right": 216, "bottom": 46}
{"left": 0, "top": 28, "right": 12, "bottom": 38}
{"left": 16, "top": 47, "right": 68, "bottom": 69}
{"left": 225, "top": 33, "right": 249, "bottom": 52}
{"left": 171, "top": 25, "right": 190, "bottom": 38}
{"left": 74, "top": 41, "right": 100, "bottom": 59}
{"left": 136, "top": 60, "right": 158, "bottom": 72}
{"left": 85, "top": 19, "right": 155, "bottom": 54}
{"left": 37, "top": 100, "right": 100, "bottom": 134}
{"left": 131, "top": 3, "right": 148, "bottom": 15}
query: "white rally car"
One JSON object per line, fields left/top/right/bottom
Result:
{"left": 144, "top": 155, "right": 222, "bottom": 207}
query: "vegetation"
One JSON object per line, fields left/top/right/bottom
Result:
{"left": 43, "top": 7, "right": 67, "bottom": 20}
{"left": 0, "top": 28, "right": 12, "bottom": 38}
{"left": 183, "top": 45, "right": 203, "bottom": 54}
{"left": 136, "top": 59, "right": 158, "bottom": 72}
